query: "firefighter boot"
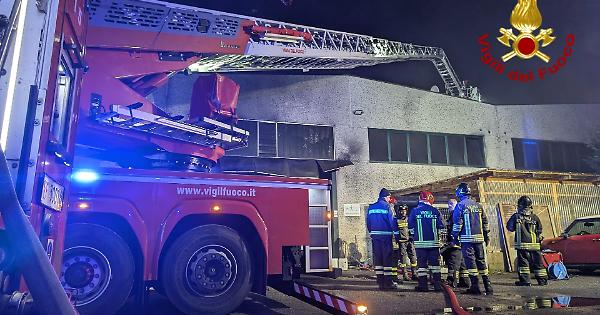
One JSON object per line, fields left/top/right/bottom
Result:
{"left": 446, "top": 275, "right": 456, "bottom": 288}
{"left": 458, "top": 276, "right": 470, "bottom": 288}
{"left": 415, "top": 276, "right": 429, "bottom": 292}
{"left": 482, "top": 275, "right": 493, "bottom": 295}
{"left": 432, "top": 273, "right": 443, "bottom": 292}
{"left": 402, "top": 267, "right": 411, "bottom": 281}
{"left": 411, "top": 266, "right": 418, "bottom": 281}
{"left": 464, "top": 276, "right": 482, "bottom": 295}
{"left": 381, "top": 275, "right": 398, "bottom": 291}
{"left": 537, "top": 277, "right": 548, "bottom": 286}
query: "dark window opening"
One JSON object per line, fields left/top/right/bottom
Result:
{"left": 389, "top": 131, "right": 408, "bottom": 162}
{"left": 466, "top": 136, "right": 485, "bottom": 167}
{"left": 429, "top": 135, "right": 447, "bottom": 164}
{"left": 368, "top": 129, "right": 389, "bottom": 162}
{"left": 409, "top": 133, "right": 428, "bottom": 164}
{"left": 368, "top": 129, "right": 485, "bottom": 167}
{"left": 258, "top": 122, "right": 276, "bottom": 157}
{"left": 449, "top": 135, "right": 467, "bottom": 166}
{"left": 230, "top": 120, "right": 334, "bottom": 160}
{"left": 512, "top": 138, "right": 592, "bottom": 173}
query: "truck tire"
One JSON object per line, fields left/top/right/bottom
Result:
{"left": 61, "top": 223, "right": 135, "bottom": 315}
{"left": 160, "top": 224, "right": 252, "bottom": 315}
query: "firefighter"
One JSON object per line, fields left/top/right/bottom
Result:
{"left": 394, "top": 204, "right": 418, "bottom": 281}
{"left": 507, "top": 195, "right": 548, "bottom": 286}
{"left": 408, "top": 191, "right": 445, "bottom": 292}
{"left": 451, "top": 182, "right": 494, "bottom": 295}
{"left": 442, "top": 198, "right": 470, "bottom": 288}
{"left": 367, "top": 188, "right": 399, "bottom": 290}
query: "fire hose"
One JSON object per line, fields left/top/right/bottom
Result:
{"left": 0, "top": 149, "right": 77, "bottom": 315}
{"left": 442, "top": 284, "right": 470, "bottom": 315}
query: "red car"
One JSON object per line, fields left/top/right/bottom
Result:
{"left": 542, "top": 215, "right": 600, "bottom": 272}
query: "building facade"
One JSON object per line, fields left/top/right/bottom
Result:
{"left": 153, "top": 73, "right": 600, "bottom": 264}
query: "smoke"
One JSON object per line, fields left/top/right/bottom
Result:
{"left": 337, "top": 137, "right": 363, "bottom": 161}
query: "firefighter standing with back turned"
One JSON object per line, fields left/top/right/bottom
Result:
{"left": 451, "top": 182, "right": 494, "bottom": 295}
{"left": 408, "top": 191, "right": 445, "bottom": 291}
{"left": 441, "top": 198, "right": 471, "bottom": 288}
{"left": 507, "top": 195, "right": 548, "bottom": 286}
{"left": 367, "top": 188, "right": 400, "bottom": 290}
{"left": 394, "top": 204, "right": 418, "bottom": 281}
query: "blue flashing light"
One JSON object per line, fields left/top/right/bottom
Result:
{"left": 72, "top": 170, "right": 99, "bottom": 183}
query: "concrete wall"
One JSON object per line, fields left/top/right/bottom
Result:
{"left": 153, "top": 73, "right": 600, "bottom": 263}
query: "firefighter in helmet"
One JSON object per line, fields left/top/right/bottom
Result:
{"left": 451, "top": 182, "right": 494, "bottom": 295}
{"left": 441, "top": 198, "right": 470, "bottom": 288}
{"left": 367, "top": 188, "right": 399, "bottom": 290}
{"left": 408, "top": 191, "right": 445, "bottom": 291}
{"left": 507, "top": 195, "right": 548, "bottom": 286}
{"left": 394, "top": 204, "right": 418, "bottom": 281}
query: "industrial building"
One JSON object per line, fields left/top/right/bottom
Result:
{"left": 153, "top": 73, "right": 600, "bottom": 268}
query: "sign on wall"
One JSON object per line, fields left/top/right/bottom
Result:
{"left": 343, "top": 204, "right": 362, "bottom": 217}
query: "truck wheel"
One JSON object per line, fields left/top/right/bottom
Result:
{"left": 160, "top": 224, "right": 252, "bottom": 315}
{"left": 61, "top": 223, "right": 135, "bottom": 315}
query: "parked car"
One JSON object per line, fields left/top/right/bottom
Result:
{"left": 541, "top": 215, "right": 600, "bottom": 272}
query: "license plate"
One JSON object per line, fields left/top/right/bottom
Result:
{"left": 41, "top": 175, "right": 64, "bottom": 211}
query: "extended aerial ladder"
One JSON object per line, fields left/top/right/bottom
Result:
{"left": 87, "top": 0, "right": 480, "bottom": 100}
{"left": 78, "top": 0, "right": 481, "bottom": 171}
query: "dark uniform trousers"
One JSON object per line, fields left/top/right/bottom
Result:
{"left": 399, "top": 241, "right": 417, "bottom": 270}
{"left": 517, "top": 249, "right": 547, "bottom": 283}
{"left": 372, "top": 237, "right": 395, "bottom": 287}
{"left": 461, "top": 243, "right": 489, "bottom": 277}
{"left": 416, "top": 248, "right": 441, "bottom": 277}
{"left": 444, "top": 247, "right": 468, "bottom": 280}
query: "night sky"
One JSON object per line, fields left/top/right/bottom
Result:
{"left": 170, "top": 0, "right": 600, "bottom": 105}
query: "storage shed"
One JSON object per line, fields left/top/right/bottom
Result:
{"left": 392, "top": 169, "right": 600, "bottom": 271}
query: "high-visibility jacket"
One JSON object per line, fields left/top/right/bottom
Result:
{"left": 395, "top": 214, "right": 410, "bottom": 242}
{"left": 451, "top": 197, "right": 489, "bottom": 244}
{"left": 507, "top": 212, "right": 543, "bottom": 250}
{"left": 366, "top": 199, "right": 398, "bottom": 239}
{"left": 408, "top": 202, "right": 445, "bottom": 248}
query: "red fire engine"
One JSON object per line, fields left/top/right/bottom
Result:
{"left": 0, "top": 0, "right": 476, "bottom": 314}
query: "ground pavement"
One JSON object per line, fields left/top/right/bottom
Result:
{"left": 299, "top": 268, "right": 600, "bottom": 314}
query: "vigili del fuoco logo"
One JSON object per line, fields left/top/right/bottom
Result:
{"left": 478, "top": 0, "right": 575, "bottom": 82}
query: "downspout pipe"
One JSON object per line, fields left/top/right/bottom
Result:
{"left": 0, "top": 149, "right": 77, "bottom": 315}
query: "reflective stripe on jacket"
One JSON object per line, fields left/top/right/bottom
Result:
{"left": 367, "top": 199, "right": 398, "bottom": 239}
{"left": 451, "top": 198, "right": 489, "bottom": 244}
{"left": 408, "top": 202, "right": 445, "bottom": 248}
{"left": 507, "top": 212, "right": 542, "bottom": 250}
{"left": 395, "top": 215, "right": 410, "bottom": 241}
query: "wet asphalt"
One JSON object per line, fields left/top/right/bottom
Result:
{"left": 116, "top": 269, "right": 600, "bottom": 314}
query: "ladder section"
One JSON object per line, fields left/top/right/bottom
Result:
{"left": 95, "top": 104, "right": 249, "bottom": 150}
{"left": 90, "top": 0, "right": 480, "bottom": 100}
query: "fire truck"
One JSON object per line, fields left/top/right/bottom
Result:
{"left": 0, "top": 0, "right": 477, "bottom": 314}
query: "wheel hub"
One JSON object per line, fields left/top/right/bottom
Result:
{"left": 186, "top": 247, "right": 237, "bottom": 296}
{"left": 60, "top": 246, "right": 111, "bottom": 306}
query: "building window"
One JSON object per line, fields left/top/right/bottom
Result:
{"left": 368, "top": 129, "right": 485, "bottom": 167}
{"left": 228, "top": 120, "right": 334, "bottom": 160}
{"left": 512, "top": 138, "right": 593, "bottom": 172}
{"left": 368, "top": 129, "right": 388, "bottom": 162}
